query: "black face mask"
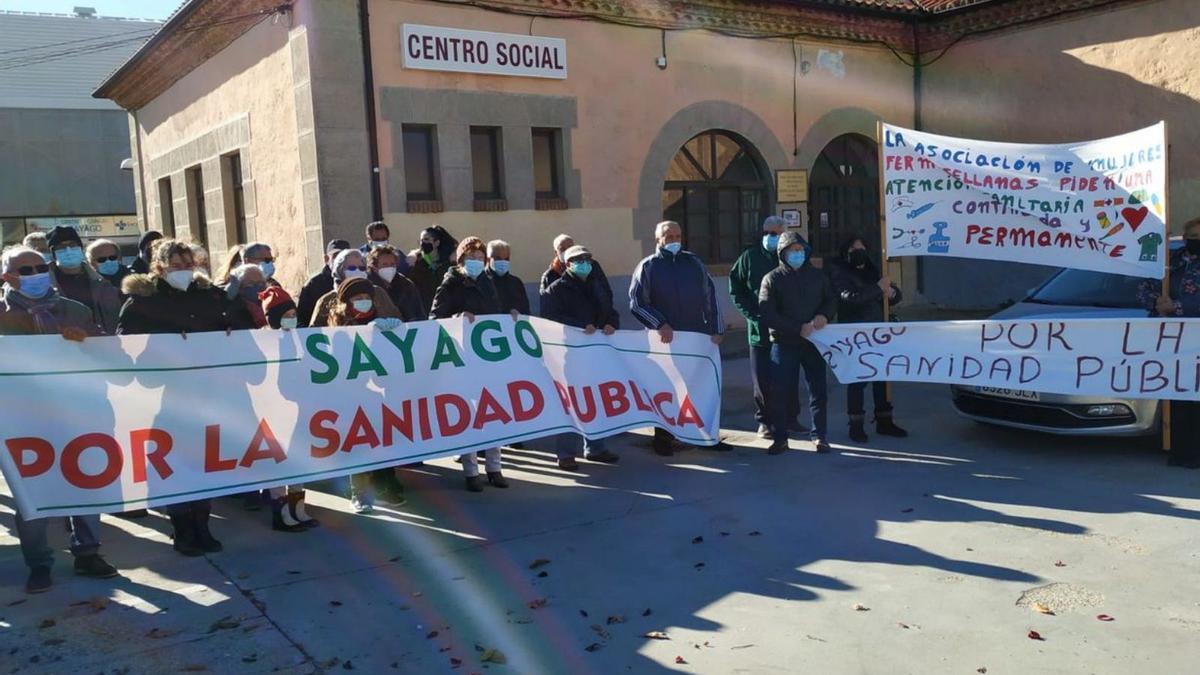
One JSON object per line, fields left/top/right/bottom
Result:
{"left": 1186, "top": 238, "right": 1200, "bottom": 256}
{"left": 420, "top": 241, "right": 434, "bottom": 254}
{"left": 847, "top": 249, "right": 870, "bottom": 268}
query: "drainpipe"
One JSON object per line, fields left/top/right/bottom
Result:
{"left": 912, "top": 17, "right": 922, "bottom": 131}
{"left": 358, "top": 0, "right": 383, "bottom": 221}
{"left": 132, "top": 109, "right": 149, "bottom": 229}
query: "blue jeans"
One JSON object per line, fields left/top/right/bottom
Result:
{"left": 15, "top": 513, "right": 101, "bottom": 570}
{"left": 554, "top": 433, "right": 607, "bottom": 461}
{"left": 770, "top": 341, "right": 828, "bottom": 441}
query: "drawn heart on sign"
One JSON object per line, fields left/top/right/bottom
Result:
{"left": 1122, "top": 206, "right": 1150, "bottom": 232}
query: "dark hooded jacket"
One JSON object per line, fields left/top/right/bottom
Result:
{"left": 828, "top": 244, "right": 902, "bottom": 324}
{"left": 369, "top": 270, "right": 425, "bottom": 321}
{"left": 130, "top": 231, "right": 163, "bottom": 275}
{"left": 486, "top": 268, "right": 531, "bottom": 315}
{"left": 297, "top": 265, "right": 334, "bottom": 328}
{"left": 429, "top": 266, "right": 501, "bottom": 319}
{"left": 541, "top": 267, "right": 620, "bottom": 329}
{"left": 408, "top": 255, "right": 453, "bottom": 315}
{"left": 758, "top": 232, "right": 837, "bottom": 345}
{"left": 117, "top": 273, "right": 250, "bottom": 335}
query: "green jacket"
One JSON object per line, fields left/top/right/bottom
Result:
{"left": 728, "top": 244, "right": 777, "bottom": 346}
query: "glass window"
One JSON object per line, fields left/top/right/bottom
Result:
{"left": 471, "top": 127, "right": 502, "bottom": 200}
{"left": 186, "top": 166, "right": 207, "bottom": 248}
{"left": 157, "top": 177, "right": 176, "bottom": 238}
{"left": 1029, "top": 269, "right": 1150, "bottom": 309}
{"left": 532, "top": 128, "right": 561, "bottom": 199}
{"left": 402, "top": 125, "right": 437, "bottom": 200}
{"left": 224, "top": 153, "right": 247, "bottom": 244}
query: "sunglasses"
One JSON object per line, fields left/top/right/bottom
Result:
{"left": 253, "top": 257, "right": 275, "bottom": 264}
{"left": 94, "top": 255, "right": 120, "bottom": 263}
{"left": 17, "top": 264, "right": 50, "bottom": 276}
{"left": 344, "top": 265, "right": 365, "bottom": 272}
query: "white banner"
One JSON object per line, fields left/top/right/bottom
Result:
{"left": 882, "top": 123, "right": 1167, "bottom": 277}
{"left": 0, "top": 317, "right": 719, "bottom": 519}
{"left": 402, "top": 24, "right": 567, "bottom": 79}
{"left": 809, "top": 319, "right": 1200, "bottom": 400}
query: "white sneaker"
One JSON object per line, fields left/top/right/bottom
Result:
{"left": 351, "top": 493, "right": 374, "bottom": 514}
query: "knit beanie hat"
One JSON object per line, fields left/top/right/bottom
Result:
{"left": 259, "top": 286, "right": 296, "bottom": 329}
{"left": 336, "top": 277, "right": 375, "bottom": 304}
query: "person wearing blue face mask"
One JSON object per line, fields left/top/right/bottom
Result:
{"left": 86, "top": 238, "right": 132, "bottom": 298}
{"left": 485, "top": 239, "right": 531, "bottom": 317}
{"left": 629, "top": 220, "right": 727, "bottom": 456}
{"left": 0, "top": 245, "right": 117, "bottom": 593}
{"left": 241, "top": 242, "right": 280, "bottom": 289}
{"left": 223, "top": 264, "right": 270, "bottom": 328}
{"left": 431, "top": 236, "right": 515, "bottom": 492}
{"left": 729, "top": 215, "right": 803, "bottom": 439}
{"left": 758, "top": 231, "right": 837, "bottom": 455}
{"left": 46, "top": 226, "right": 121, "bottom": 335}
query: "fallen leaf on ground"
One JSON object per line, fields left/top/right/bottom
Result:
{"left": 977, "top": 668, "right": 987, "bottom": 674}
{"left": 480, "top": 648, "right": 506, "bottom": 664}
{"left": 286, "top": 570, "right": 302, "bottom": 575}
{"left": 675, "top": 656, "right": 687, "bottom": 664}
{"left": 439, "top": 646, "right": 451, "bottom": 653}
{"left": 719, "top": 531, "right": 730, "bottom": 536}
{"left": 748, "top": 531, "right": 762, "bottom": 536}
{"left": 897, "top": 622, "right": 910, "bottom": 629}
{"left": 42, "top": 638, "right": 65, "bottom": 646}
{"left": 7, "top": 599, "right": 27, "bottom": 606}
{"left": 508, "top": 616, "right": 533, "bottom": 625}
{"left": 528, "top": 558, "right": 551, "bottom": 570}
{"left": 389, "top": 555, "right": 402, "bottom": 562}
{"left": 1054, "top": 561, "right": 1067, "bottom": 568}
{"left": 449, "top": 657, "right": 462, "bottom": 667}
{"left": 584, "top": 643, "right": 603, "bottom": 652}
{"left": 241, "top": 655, "right": 257, "bottom": 664}
{"left": 692, "top": 536, "right": 704, "bottom": 544}
{"left": 694, "top": 562, "right": 706, "bottom": 570}
{"left": 536, "top": 571, "right": 548, "bottom": 578}
{"left": 207, "top": 616, "right": 241, "bottom": 633}
{"left": 730, "top": 644, "right": 754, "bottom": 650}
{"left": 901, "top": 508, "right": 914, "bottom": 513}
{"left": 330, "top": 601, "right": 343, "bottom": 607}
{"left": 1032, "top": 602, "right": 1055, "bottom": 616}
{"left": 181, "top": 666, "right": 208, "bottom": 672}
{"left": 1097, "top": 614, "right": 1115, "bottom": 622}
{"left": 1027, "top": 630, "right": 1044, "bottom": 641}
{"left": 527, "top": 599, "right": 547, "bottom": 610}
{"left": 145, "top": 628, "right": 180, "bottom": 639}
{"left": 426, "top": 630, "right": 439, "bottom": 639}
{"left": 579, "top": 609, "right": 589, "bottom": 618}
{"left": 643, "top": 631, "right": 670, "bottom": 640}
{"left": 342, "top": 660, "right": 355, "bottom": 670}
{"left": 642, "top": 608, "right": 653, "bottom": 617}
{"left": 853, "top": 604, "right": 870, "bottom": 612}
{"left": 606, "top": 615, "right": 626, "bottom": 625}
{"left": 591, "top": 624, "right": 610, "bottom": 640}
{"left": 38, "top": 619, "right": 56, "bottom": 629}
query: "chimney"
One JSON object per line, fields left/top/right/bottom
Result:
{"left": 73, "top": 6, "right": 97, "bottom": 18}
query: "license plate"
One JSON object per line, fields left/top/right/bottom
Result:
{"left": 975, "top": 386, "right": 1040, "bottom": 402}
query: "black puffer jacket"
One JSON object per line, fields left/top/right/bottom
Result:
{"left": 541, "top": 270, "right": 620, "bottom": 329}
{"left": 117, "top": 273, "right": 250, "bottom": 335}
{"left": 828, "top": 258, "right": 902, "bottom": 324}
{"left": 486, "top": 269, "right": 531, "bottom": 315}
{"left": 429, "top": 267, "right": 501, "bottom": 319}
{"left": 409, "top": 256, "right": 453, "bottom": 315}
{"left": 758, "top": 232, "right": 837, "bottom": 345}
{"left": 369, "top": 270, "right": 425, "bottom": 322}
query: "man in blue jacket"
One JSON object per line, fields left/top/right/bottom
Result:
{"left": 629, "top": 220, "right": 725, "bottom": 456}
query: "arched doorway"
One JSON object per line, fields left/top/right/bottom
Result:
{"left": 808, "top": 133, "right": 880, "bottom": 260}
{"left": 662, "top": 130, "right": 771, "bottom": 264}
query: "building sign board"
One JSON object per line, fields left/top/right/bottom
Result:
{"left": 25, "top": 215, "right": 141, "bottom": 239}
{"left": 402, "top": 24, "right": 567, "bottom": 79}
{"left": 776, "top": 169, "right": 809, "bottom": 202}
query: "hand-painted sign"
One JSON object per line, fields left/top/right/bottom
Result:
{"left": 0, "top": 317, "right": 718, "bottom": 518}
{"left": 882, "top": 123, "right": 1167, "bottom": 277}
{"left": 402, "top": 24, "right": 567, "bottom": 79}
{"left": 810, "top": 318, "right": 1200, "bottom": 400}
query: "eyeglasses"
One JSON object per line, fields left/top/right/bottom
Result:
{"left": 252, "top": 257, "right": 275, "bottom": 264}
{"left": 94, "top": 255, "right": 120, "bottom": 263}
{"left": 344, "top": 265, "right": 365, "bottom": 272}
{"left": 17, "top": 264, "right": 50, "bottom": 276}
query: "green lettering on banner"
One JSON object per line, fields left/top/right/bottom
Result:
{"left": 431, "top": 326, "right": 465, "bottom": 370}
{"left": 514, "top": 320, "right": 543, "bottom": 357}
{"left": 347, "top": 334, "right": 387, "bottom": 380}
{"left": 307, "top": 334, "right": 338, "bottom": 384}
{"left": 379, "top": 327, "right": 418, "bottom": 373}
{"left": 471, "top": 320, "right": 511, "bottom": 362}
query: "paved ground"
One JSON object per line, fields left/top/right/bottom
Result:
{"left": 3, "top": 357, "right": 1199, "bottom": 674}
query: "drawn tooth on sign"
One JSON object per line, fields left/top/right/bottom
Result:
{"left": 927, "top": 222, "right": 951, "bottom": 254}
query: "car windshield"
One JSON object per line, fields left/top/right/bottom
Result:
{"left": 1028, "top": 268, "right": 1151, "bottom": 308}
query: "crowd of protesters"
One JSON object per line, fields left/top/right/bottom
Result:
{"left": 8, "top": 214, "right": 1196, "bottom": 595}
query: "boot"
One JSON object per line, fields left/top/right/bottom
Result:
{"left": 169, "top": 511, "right": 204, "bottom": 557}
{"left": 875, "top": 413, "right": 908, "bottom": 438}
{"left": 288, "top": 492, "right": 320, "bottom": 528}
{"left": 192, "top": 502, "right": 223, "bottom": 553}
{"left": 486, "top": 471, "right": 509, "bottom": 488}
{"left": 272, "top": 497, "right": 306, "bottom": 533}
{"left": 465, "top": 475, "right": 484, "bottom": 492}
{"left": 848, "top": 415, "right": 868, "bottom": 443}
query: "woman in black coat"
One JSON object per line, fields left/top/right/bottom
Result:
{"left": 408, "top": 226, "right": 457, "bottom": 315}
{"left": 828, "top": 235, "right": 909, "bottom": 443}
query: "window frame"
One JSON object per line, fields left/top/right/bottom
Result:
{"left": 157, "top": 176, "right": 176, "bottom": 238}
{"left": 470, "top": 126, "right": 504, "bottom": 201}
{"left": 401, "top": 124, "right": 439, "bottom": 202}
{"left": 532, "top": 127, "right": 562, "bottom": 200}
{"left": 185, "top": 166, "right": 208, "bottom": 248}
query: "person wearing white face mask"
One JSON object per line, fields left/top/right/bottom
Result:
{"left": 367, "top": 244, "right": 424, "bottom": 321}
{"left": 118, "top": 238, "right": 251, "bottom": 557}
{"left": 1, "top": 245, "right": 118, "bottom": 593}
{"left": 309, "top": 248, "right": 401, "bottom": 328}
{"left": 485, "top": 239, "right": 530, "bottom": 316}
{"left": 46, "top": 226, "right": 121, "bottom": 335}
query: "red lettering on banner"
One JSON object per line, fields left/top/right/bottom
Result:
{"left": 241, "top": 419, "right": 287, "bottom": 467}
{"left": 554, "top": 381, "right": 572, "bottom": 414}
{"left": 342, "top": 407, "right": 381, "bottom": 453}
{"left": 310, "top": 410, "right": 340, "bottom": 458}
{"left": 417, "top": 397, "right": 433, "bottom": 440}
{"left": 204, "top": 424, "right": 236, "bottom": 472}
{"left": 130, "top": 428, "right": 173, "bottom": 483}
{"left": 568, "top": 385, "right": 598, "bottom": 423}
{"left": 652, "top": 392, "right": 676, "bottom": 425}
{"left": 508, "top": 380, "right": 544, "bottom": 421}
{"left": 474, "top": 387, "right": 513, "bottom": 429}
{"left": 675, "top": 396, "right": 704, "bottom": 429}
{"left": 629, "top": 381, "right": 656, "bottom": 412}
{"left": 381, "top": 401, "right": 414, "bottom": 446}
{"left": 435, "top": 394, "right": 470, "bottom": 436}
{"left": 599, "top": 381, "right": 630, "bottom": 417}
{"left": 61, "top": 433, "right": 122, "bottom": 490}
{"left": 6, "top": 437, "right": 54, "bottom": 477}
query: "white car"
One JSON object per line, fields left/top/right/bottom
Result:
{"left": 951, "top": 242, "right": 1181, "bottom": 436}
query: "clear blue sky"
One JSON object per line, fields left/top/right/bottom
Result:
{"left": 0, "top": 0, "right": 179, "bottom": 20}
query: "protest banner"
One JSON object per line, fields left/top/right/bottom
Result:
{"left": 0, "top": 317, "right": 721, "bottom": 519}
{"left": 881, "top": 122, "right": 1166, "bottom": 277}
{"left": 808, "top": 318, "right": 1200, "bottom": 400}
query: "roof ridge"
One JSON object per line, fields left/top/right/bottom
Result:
{"left": 0, "top": 10, "right": 162, "bottom": 23}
